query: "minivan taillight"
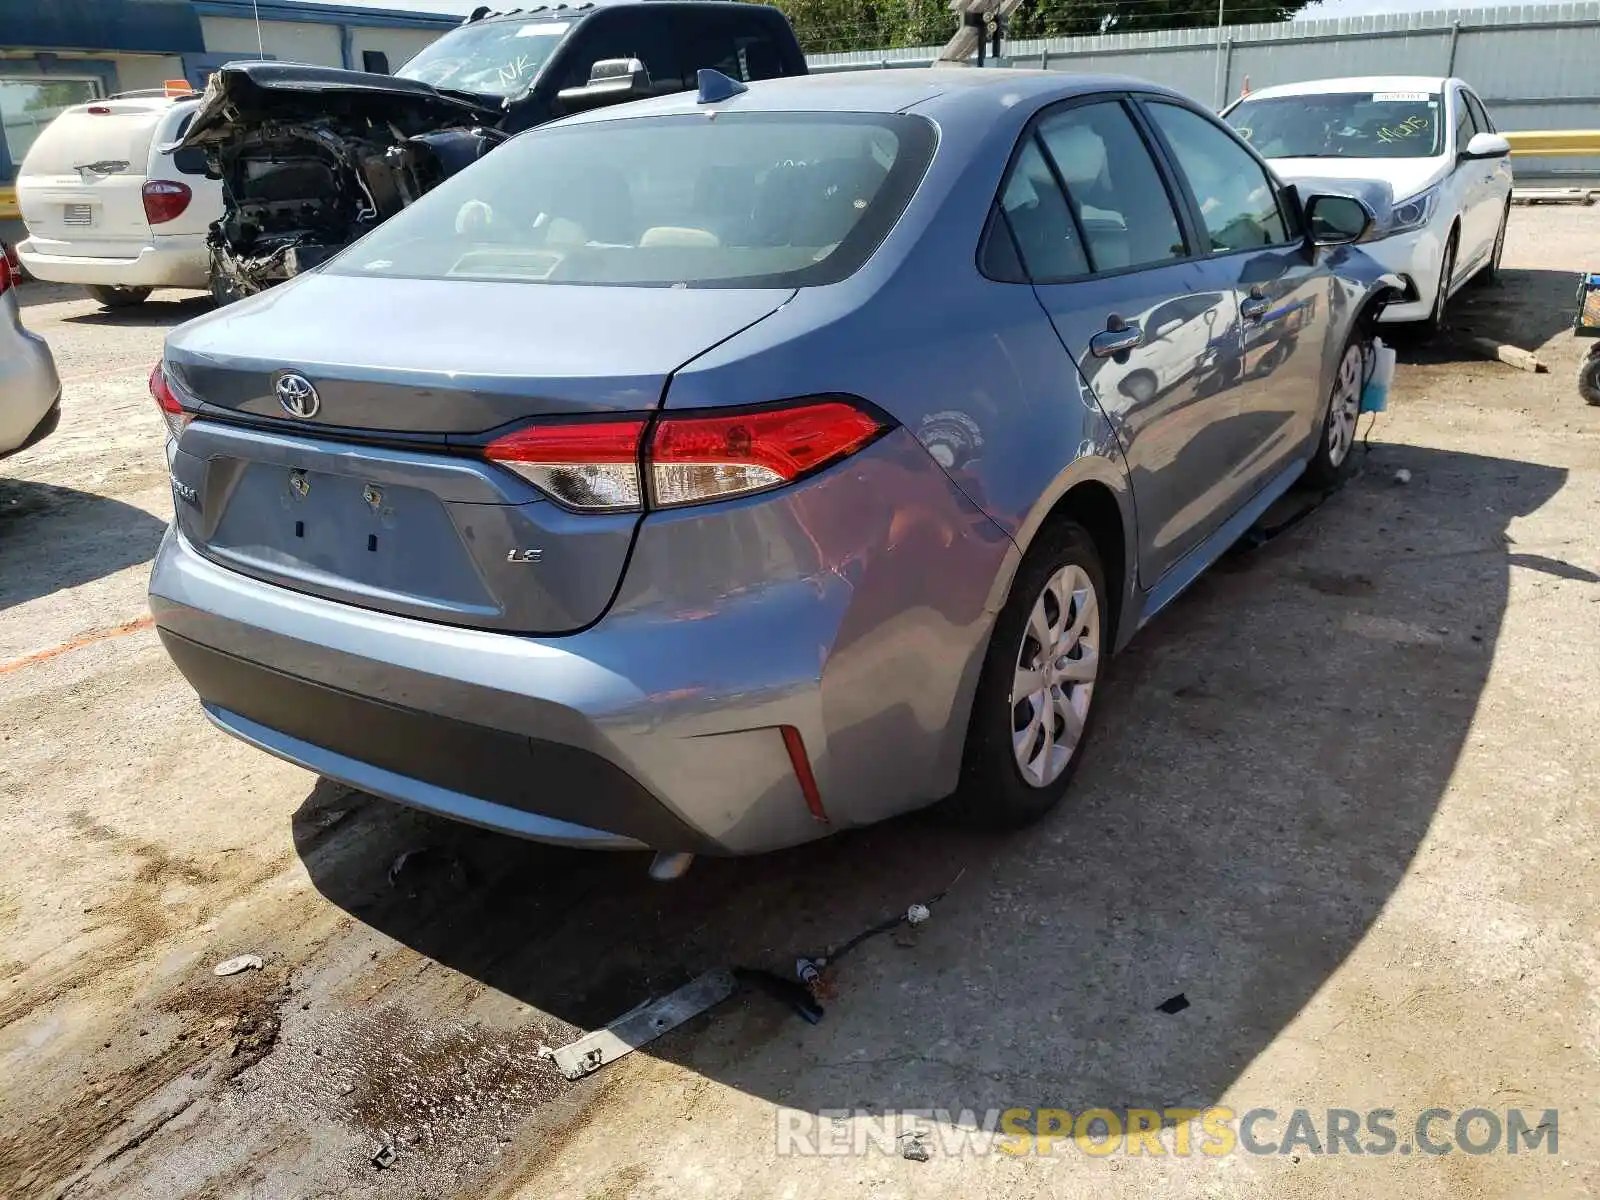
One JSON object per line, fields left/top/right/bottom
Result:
{"left": 481, "top": 399, "right": 887, "bottom": 513}
{"left": 150, "top": 362, "right": 193, "bottom": 440}
{"left": 142, "top": 180, "right": 192, "bottom": 225}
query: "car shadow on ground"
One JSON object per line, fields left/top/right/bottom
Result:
{"left": 0, "top": 480, "right": 167, "bottom": 612}
{"left": 292, "top": 441, "right": 1567, "bottom": 1124}
{"left": 58, "top": 293, "right": 214, "bottom": 327}
{"left": 1392, "top": 268, "right": 1578, "bottom": 364}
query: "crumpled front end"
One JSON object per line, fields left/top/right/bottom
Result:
{"left": 178, "top": 62, "right": 505, "bottom": 299}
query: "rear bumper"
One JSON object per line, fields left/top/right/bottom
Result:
{"left": 16, "top": 236, "right": 208, "bottom": 289}
{"left": 147, "top": 429, "right": 1014, "bottom": 855}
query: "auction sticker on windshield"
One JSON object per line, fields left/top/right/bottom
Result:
{"left": 516, "top": 22, "right": 570, "bottom": 36}
{"left": 1372, "top": 92, "right": 1432, "bottom": 103}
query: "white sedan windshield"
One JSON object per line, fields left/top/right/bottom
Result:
{"left": 1227, "top": 91, "right": 1444, "bottom": 159}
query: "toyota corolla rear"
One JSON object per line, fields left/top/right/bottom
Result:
{"left": 148, "top": 102, "right": 1015, "bottom": 863}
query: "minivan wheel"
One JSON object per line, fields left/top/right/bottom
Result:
{"left": 86, "top": 285, "right": 152, "bottom": 309}
{"left": 946, "top": 523, "right": 1107, "bottom": 829}
{"left": 1304, "top": 339, "right": 1364, "bottom": 488}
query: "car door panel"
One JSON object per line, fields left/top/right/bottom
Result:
{"left": 1140, "top": 98, "right": 1332, "bottom": 502}
{"left": 1005, "top": 98, "right": 1257, "bottom": 587}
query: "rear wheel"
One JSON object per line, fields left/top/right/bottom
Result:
{"left": 85, "top": 285, "right": 151, "bottom": 309}
{"left": 1304, "top": 339, "right": 1364, "bottom": 488}
{"left": 946, "top": 523, "right": 1107, "bottom": 829}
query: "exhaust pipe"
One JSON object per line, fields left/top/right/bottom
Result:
{"left": 648, "top": 851, "right": 694, "bottom": 882}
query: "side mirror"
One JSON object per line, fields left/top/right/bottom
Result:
{"left": 1462, "top": 131, "right": 1511, "bottom": 160}
{"left": 556, "top": 57, "right": 649, "bottom": 113}
{"left": 1304, "top": 193, "right": 1374, "bottom": 247}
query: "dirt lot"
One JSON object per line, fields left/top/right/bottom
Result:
{"left": 3, "top": 206, "right": 1599, "bottom": 1200}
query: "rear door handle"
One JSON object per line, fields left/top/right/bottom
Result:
{"left": 1240, "top": 296, "right": 1271, "bottom": 321}
{"left": 1089, "top": 323, "right": 1143, "bottom": 359}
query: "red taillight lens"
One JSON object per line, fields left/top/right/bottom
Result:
{"left": 0, "top": 254, "right": 12, "bottom": 297}
{"left": 142, "top": 180, "right": 192, "bottom": 225}
{"left": 649, "top": 400, "right": 883, "bottom": 508}
{"left": 481, "top": 400, "right": 884, "bottom": 513}
{"left": 150, "top": 362, "right": 193, "bottom": 440}
{"left": 484, "top": 418, "right": 647, "bottom": 511}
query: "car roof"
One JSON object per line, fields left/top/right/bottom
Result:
{"left": 560, "top": 67, "right": 1187, "bottom": 123}
{"left": 1242, "top": 75, "right": 1453, "bottom": 100}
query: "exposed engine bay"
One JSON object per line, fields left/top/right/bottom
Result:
{"left": 175, "top": 63, "right": 507, "bottom": 300}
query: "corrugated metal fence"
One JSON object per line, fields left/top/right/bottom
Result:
{"left": 806, "top": 2, "right": 1600, "bottom": 180}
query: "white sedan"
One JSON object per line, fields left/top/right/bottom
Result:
{"left": 1224, "top": 75, "right": 1513, "bottom": 331}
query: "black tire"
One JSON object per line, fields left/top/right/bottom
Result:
{"left": 1475, "top": 201, "right": 1510, "bottom": 288}
{"left": 1304, "top": 338, "right": 1365, "bottom": 489}
{"left": 1579, "top": 346, "right": 1600, "bottom": 407}
{"left": 85, "top": 285, "right": 152, "bottom": 309}
{"left": 944, "top": 522, "right": 1108, "bottom": 829}
{"left": 1419, "top": 229, "right": 1458, "bottom": 337}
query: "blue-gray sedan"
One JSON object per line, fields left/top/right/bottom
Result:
{"left": 149, "top": 68, "right": 1397, "bottom": 874}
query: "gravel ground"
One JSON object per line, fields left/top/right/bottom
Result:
{"left": 2, "top": 206, "right": 1598, "bottom": 1200}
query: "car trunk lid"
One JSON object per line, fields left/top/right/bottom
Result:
{"left": 163, "top": 274, "right": 794, "bottom": 634}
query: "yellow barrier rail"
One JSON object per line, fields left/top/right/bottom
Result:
{"left": 0, "top": 186, "right": 18, "bottom": 221}
{"left": 1503, "top": 129, "right": 1600, "bottom": 157}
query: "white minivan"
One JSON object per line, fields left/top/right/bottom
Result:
{"left": 15, "top": 94, "right": 221, "bottom": 308}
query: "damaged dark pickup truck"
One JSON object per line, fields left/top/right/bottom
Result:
{"left": 176, "top": 1, "right": 807, "bottom": 300}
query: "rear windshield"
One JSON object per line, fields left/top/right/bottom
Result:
{"left": 330, "top": 112, "right": 936, "bottom": 289}
{"left": 1226, "top": 91, "right": 1444, "bottom": 159}
{"left": 396, "top": 18, "right": 573, "bottom": 99}
{"left": 19, "top": 105, "right": 166, "bottom": 176}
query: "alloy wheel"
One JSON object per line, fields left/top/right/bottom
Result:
{"left": 1326, "top": 342, "right": 1363, "bottom": 468}
{"left": 1010, "top": 564, "right": 1100, "bottom": 788}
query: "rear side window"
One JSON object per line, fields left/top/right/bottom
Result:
{"left": 1037, "top": 102, "right": 1186, "bottom": 272}
{"left": 992, "top": 139, "right": 1089, "bottom": 280}
{"left": 332, "top": 112, "right": 935, "bottom": 288}
{"left": 169, "top": 112, "right": 209, "bottom": 176}
{"left": 1145, "top": 101, "right": 1288, "bottom": 253}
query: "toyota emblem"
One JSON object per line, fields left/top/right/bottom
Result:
{"left": 275, "top": 372, "right": 320, "bottom": 419}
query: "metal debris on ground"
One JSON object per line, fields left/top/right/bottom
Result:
{"left": 1394, "top": 468, "right": 1413, "bottom": 485}
{"left": 371, "top": 1143, "right": 397, "bottom": 1170}
{"left": 1156, "top": 992, "right": 1191, "bottom": 1015}
{"left": 901, "top": 1132, "right": 932, "bottom": 1162}
{"left": 906, "top": 903, "right": 931, "bottom": 925}
{"left": 212, "top": 954, "right": 264, "bottom": 977}
{"left": 550, "top": 968, "right": 736, "bottom": 1080}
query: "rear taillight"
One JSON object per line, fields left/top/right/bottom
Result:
{"left": 649, "top": 401, "right": 883, "bottom": 507}
{"left": 150, "top": 363, "right": 193, "bottom": 440}
{"left": 485, "top": 419, "right": 648, "bottom": 511}
{"left": 142, "top": 180, "right": 192, "bottom": 225}
{"left": 0, "top": 254, "right": 12, "bottom": 297}
{"left": 482, "top": 399, "right": 886, "bottom": 513}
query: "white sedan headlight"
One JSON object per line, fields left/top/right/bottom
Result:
{"left": 1381, "top": 184, "right": 1441, "bottom": 237}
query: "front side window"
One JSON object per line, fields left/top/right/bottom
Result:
{"left": 1037, "top": 101, "right": 1186, "bottom": 272}
{"left": 1454, "top": 89, "right": 1480, "bottom": 150}
{"left": 1226, "top": 90, "right": 1445, "bottom": 160}
{"left": 1148, "top": 101, "right": 1288, "bottom": 253}
{"left": 332, "top": 112, "right": 934, "bottom": 288}
{"left": 396, "top": 18, "right": 575, "bottom": 99}
{"left": 550, "top": 12, "right": 681, "bottom": 95}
